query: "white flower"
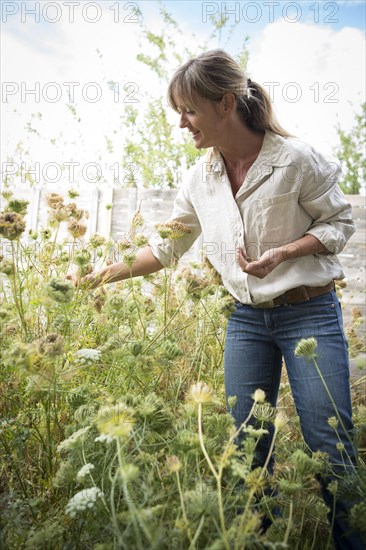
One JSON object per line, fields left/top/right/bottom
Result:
{"left": 187, "top": 382, "right": 214, "bottom": 404}
{"left": 74, "top": 348, "right": 101, "bottom": 365}
{"left": 252, "top": 389, "right": 266, "bottom": 403}
{"left": 57, "top": 426, "right": 90, "bottom": 452}
{"left": 77, "top": 463, "right": 95, "bottom": 481}
{"left": 274, "top": 412, "right": 288, "bottom": 431}
{"left": 94, "top": 433, "right": 114, "bottom": 444}
{"left": 65, "top": 487, "right": 104, "bottom": 518}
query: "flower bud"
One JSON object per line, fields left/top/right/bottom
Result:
{"left": 294, "top": 337, "right": 318, "bottom": 360}
{"left": 252, "top": 389, "right": 266, "bottom": 403}
{"left": 187, "top": 381, "right": 214, "bottom": 404}
{"left": 166, "top": 455, "right": 182, "bottom": 474}
{"left": 274, "top": 411, "right": 288, "bottom": 431}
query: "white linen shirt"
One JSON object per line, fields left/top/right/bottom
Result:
{"left": 149, "top": 131, "right": 355, "bottom": 305}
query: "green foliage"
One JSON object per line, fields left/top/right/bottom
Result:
{"left": 334, "top": 102, "right": 366, "bottom": 194}
{"left": 0, "top": 193, "right": 365, "bottom": 549}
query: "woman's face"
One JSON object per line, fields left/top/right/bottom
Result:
{"left": 176, "top": 93, "right": 226, "bottom": 149}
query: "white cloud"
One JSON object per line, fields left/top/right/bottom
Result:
{"left": 248, "top": 21, "right": 365, "bottom": 154}
{"left": 1, "top": 7, "right": 365, "bottom": 191}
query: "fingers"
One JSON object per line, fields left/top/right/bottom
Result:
{"left": 66, "top": 273, "right": 79, "bottom": 287}
{"left": 236, "top": 246, "right": 249, "bottom": 271}
{"left": 237, "top": 247, "right": 274, "bottom": 279}
{"left": 244, "top": 261, "right": 271, "bottom": 279}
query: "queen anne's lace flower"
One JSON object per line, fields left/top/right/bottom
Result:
{"left": 166, "top": 455, "right": 182, "bottom": 474}
{"left": 274, "top": 411, "right": 288, "bottom": 431}
{"left": 155, "top": 220, "right": 191, "bottom": 240}
{"left": 187, "top": 382, "right": 214, "bottom": 404}
{"left": 0, "top": 212, "right": 26, "bottom": 240}
{"left": 252, "top": 389, "right": 266, "bottom": 403}
{"left": 67, "top": 220, "right": 87, "bottom": 239}
{"left": 294, "top": 337, "right": 318, "bottom": 359}
{"left": 57, "top": 426, "right": 90, "bottom": 452}
{"left": 46, "top": 278, "right": 74, "bottom": 304}
{"left": 76, "top": 463, "right": 95, "bottom": 481}
{"left": 75, "top": 348, "right": 101, "bottom": 365}
{"left": 94, "top": 433, "right": 115, "bottom": 444}
{"left": 65, "top": 487, "right": 104, "bottom": 517}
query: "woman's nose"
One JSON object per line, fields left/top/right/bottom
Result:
{"left": 179, "top": 112, "right": 187, "bottom": 128}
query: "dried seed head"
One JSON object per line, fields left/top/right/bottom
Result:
{"left": 294, "top": 337, "right": 318, "bottom": 360}
{"left": 155, "top": 220, "right": 191, "bottom": 240}
{"left": 89, "top": 233, "right": 106, "bottom": 248}
{"left": 0, "top": 212, "right": 26, "bottom": 240}
{"left": 0, "top": 258, "right": 14, "bottom": 276}
{"left": 46, "top": 193, "right": 64, "bottom": 209}
{"left": 131, "top": 210, "right": 144, "bottom": 229}
{"left": 351, "top": 307, "right": 363, "bottom": 320}
{"left": 67, "top": 221, "right": 87, "bottom": 239}
{"left": 38, "top": 333, "right": 64, "bottom": 357}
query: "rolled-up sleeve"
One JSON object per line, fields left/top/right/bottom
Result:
{"left": 300, "top": 162, "right": 355, "bottom": 255}
{"left": 149, "top": 180, "right": 202, "bottom": 267}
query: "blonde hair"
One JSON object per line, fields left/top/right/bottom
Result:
{"left": 167, "top": 49, "right": 291, "bottom": 138}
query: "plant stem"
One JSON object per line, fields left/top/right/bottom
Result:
{"left": 175, "top": 470, "right": 193, "bottom": 543}
{"left": 189, "top": 514, "right": 205, "bottom": 549}
{"left": 10, "top": 240, "right": 28, "bottom": 336}
{"left": 197, "top": 403, "right": 229, "bottom": 550}
{"left": 283, "top": 497, "right": 293, "bottom": 545}
{"left": 311, "top": 356, "right": 356, "bottom": 466}
{"left": 235, "top": 427, "right": 279, "bottom": 550}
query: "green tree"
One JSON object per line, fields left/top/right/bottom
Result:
{"left": 121, "top": 2, "right": 248, "bottom": 188}
{"left": 334, "top": 103, "right": 366, "bottom": 194}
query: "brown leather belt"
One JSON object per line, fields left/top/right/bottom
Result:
{"left": 251, "top": 281, "right": 335, "bottom": 309}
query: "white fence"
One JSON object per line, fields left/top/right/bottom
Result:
{"left": 3, "top": 187, "right": 366, "bottom": 312}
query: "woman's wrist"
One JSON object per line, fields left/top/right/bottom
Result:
{"left": 279, "top": 235, "right": 327, "bottom": 262}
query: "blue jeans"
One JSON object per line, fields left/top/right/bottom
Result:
{"left": 224, "top": 290, "right": 364, "bottom": 549}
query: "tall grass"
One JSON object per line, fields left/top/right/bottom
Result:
{"left": 0, "top": 192, "right": 365, "bottom": 549}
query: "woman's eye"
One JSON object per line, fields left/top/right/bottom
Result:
{"left": 186, "top": 111, "right": 195, "bottom": 115}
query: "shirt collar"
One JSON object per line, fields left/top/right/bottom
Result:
{"left": 205, "top": 130, "right": 292, "bottom": 176}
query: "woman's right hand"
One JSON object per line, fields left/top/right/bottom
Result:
{"left": 66, "top": 271, "right": 100, "bottom": 289}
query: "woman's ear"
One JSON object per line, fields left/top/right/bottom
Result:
{"left": 222, "top": 93, "right": 236, "bottom": 114}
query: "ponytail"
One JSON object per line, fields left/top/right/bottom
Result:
{"left": 168, "top": 49, "right": 292, "bottom": 138}
{"left": 236, "top": 79, "right": 292, "bottom": 137}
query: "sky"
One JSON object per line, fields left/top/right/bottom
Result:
{"left": 1, "top": 0, "right": 365, "bottom": 191}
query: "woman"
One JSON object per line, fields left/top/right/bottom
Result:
{"left": 71, "top": 50, "right": 362, "bottom": 548}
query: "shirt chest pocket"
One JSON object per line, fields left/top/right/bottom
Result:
{"left": 255, "top": 191, "right": 301, "bottom": 246}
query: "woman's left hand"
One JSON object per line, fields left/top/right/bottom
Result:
{"left": 236, "top": 247, "right": 283, "bottom": 279}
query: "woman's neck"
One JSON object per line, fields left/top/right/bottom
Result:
{"left": 217, "top": 123, "right": 265, "bottom": 167}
